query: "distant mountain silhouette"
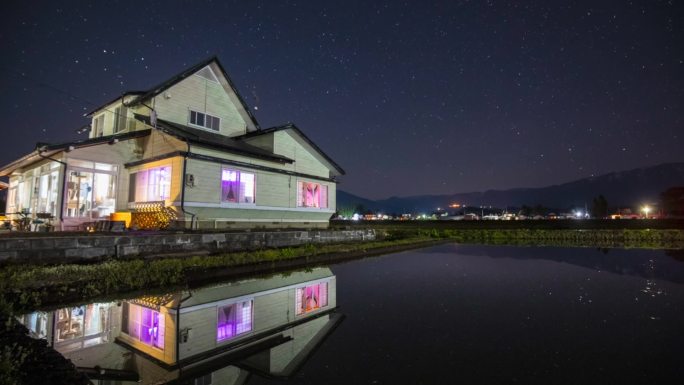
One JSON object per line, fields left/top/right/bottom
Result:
{"left": 338, "top": 162, "right": 684, "bottom": 213}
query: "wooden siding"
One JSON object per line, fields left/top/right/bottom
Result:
{"left": 117, "top": 308, "right": 177, "bottom": 365}
{"left": 273, "top": 131, "right": 330, "bottom": 178}
{"left": 142, "top": 129, "right": 186, "bottom": 158}
{"left": 184, "top": 159, "right": 221, "bottom": 203}
{"left": 185, "top": 145, "right": 337, "bottom": 217}
{"left": 128, "top": 157, "right": 184, "bottom": 205}
{"left": 184, "top": 158, "right": 291, "bottom": 208}
{"left": 88, "top": 94, "right": 141, "bottom": 138}
{"left": 177, "top": 277, "right": 336, "bottom": 362}
{"left": 242, "top": 134, "right": 274, "bottom": 153}
{"left": 152, "top": 67, "right": 248, "bottom": 138}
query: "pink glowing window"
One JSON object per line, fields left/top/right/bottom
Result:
{"left": 124, "top": 303, "right": 164, "bottom": 350}
{"left": 295, "top": 282, "right": 328, "bottom": 315}
{"left": 296, "top": 182, "right": 328, "bottom": 208}
{"left": 221, "top": 169, "right": 255, "bottom": 204}
{"left": 217, "top": 300, "right": 253, "bottom": 342}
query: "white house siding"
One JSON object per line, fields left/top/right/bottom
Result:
{"left": 273, "top": 131, "right": 331, "bottom": 178}
{"left": 152, "top": 66, "right": 248, "bottom": 138}
{"left": 176, "top": 276, "right": 336, "bottom": 362}
{"left": 180, "top": 152, "right": 335, "bottom": 228}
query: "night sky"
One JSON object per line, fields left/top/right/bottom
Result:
{"left": 1, "top": 0, "right": 682, "bottom": 199}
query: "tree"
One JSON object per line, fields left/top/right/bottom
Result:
{"left": 591, "top": 195, "right": 608, "bottom": 218}
{"left": 336, "top": 206, "right": 355, "bottom": 219}
{"left": 661, "top": 187, "right": 684, "bottom": 217}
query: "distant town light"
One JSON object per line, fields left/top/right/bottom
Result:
{"left": 642, "top": 205, "right": 651, "bottom": 217}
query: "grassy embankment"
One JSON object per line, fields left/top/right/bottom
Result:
{"left": 2, "top": 226, "right": 684, "bottom": 312}
{"left": 1, "top": 225, "right": 683, "bottom": 383}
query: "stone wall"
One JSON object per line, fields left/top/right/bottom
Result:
{"left": 0, "top": 229, "right": 376, "bottom": 265}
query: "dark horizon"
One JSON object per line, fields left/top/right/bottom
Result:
{"left": 2, "top": 1, "right": 683, "bottom": 199}
{"left": 340, "top": 160, "right": 684, "bottom": 201}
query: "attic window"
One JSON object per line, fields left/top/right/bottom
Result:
{"left": 189, "top": 110, "right": 220, "bottom": 131}
{"left": 195, "top": 66, "right": 219, "bottom": 83}
{"left": 92, "top": 114, "right": 105, "bottom": 137}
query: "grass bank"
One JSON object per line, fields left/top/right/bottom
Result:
{"left": 1, "top": 228, "right": 683, "bottom": 312}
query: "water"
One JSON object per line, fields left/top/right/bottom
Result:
{"left": 19, "top": 244, "right": 684, "bottom": 384}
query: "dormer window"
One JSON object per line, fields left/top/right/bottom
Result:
{"left": 189, "top": 110, "right": 220, "bottom": 131}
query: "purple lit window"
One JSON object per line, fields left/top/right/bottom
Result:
{"left": 297, "top": 182, "right": 328, "bottom": 208}
{"left": 217, "top": 300, "right": 253, "bottom": 342}
{"left": 124, "top": 303, "right": 165, "bottom": 350}
{"left": 221, "top": 169, "right": 255, "bottom": 204}
{"left": 295, "top": 282, "right": 328, "bottom": 315}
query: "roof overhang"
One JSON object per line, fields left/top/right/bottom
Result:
{"left": 236, "top": 123, "right": 346, "bottom": 176}
{"left": 133, "top": 114, "right": 293, "bottom": 164}
{"left": 0, "top": 129, "right": 151, "bottom": 177}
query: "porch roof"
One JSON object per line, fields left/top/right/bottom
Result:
{"left": 0, "top": 129, "right": 151, "bottom": 177}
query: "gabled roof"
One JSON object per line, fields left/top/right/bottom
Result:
{"left": 235, "top": 123, "right": 346, "bottom": 176}
{"left": 87, "top": 56, "right": 260, "bottom": 130}
{"left": 133, "top": 114, "right": 292, "bottom": 164}
{"left": 0, "top": 130, "right": 151, "bottom": 177}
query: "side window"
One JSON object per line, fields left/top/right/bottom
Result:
{"left": 297, "top": 182, "right": 328, "bottom": 208}
{"left": 92, "top": 115, "right": 105, "bottom": 137}
{"left": 221, "top": 169, "right": 255, "bottom": 204}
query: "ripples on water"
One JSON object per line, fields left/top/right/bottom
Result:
{"left": 18, "top": 245, "right": 684, "bottom": 384}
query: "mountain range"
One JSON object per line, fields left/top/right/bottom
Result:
{"left": 337, "top": 162, "right": 684, "bottom": 214}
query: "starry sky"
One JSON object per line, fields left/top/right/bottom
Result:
{"left": 1, "top": 0, "right": 682, "bottom": 199}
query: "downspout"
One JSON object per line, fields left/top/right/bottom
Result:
{"left": 176, "top": 294, "right": 191, "bottom": 368}
{"left": 180, "top": 140, "right": 197, "bottom": 229}
{"left": 37, "top": 150, "right": 68, "bottom": 228}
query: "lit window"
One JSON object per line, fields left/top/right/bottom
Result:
{"left": 129, "top": 166, "right": 171, "bottom": 202}
{"left": 221, "top": 169, "right": 255, "bottom": 204}
{"left": 295, "top": 282, "right": 328, "bottom": 315}
{"left": 217, "top": 300, "right": 253, "bottom": 342}
{"left": 297, "top": 182, "right": 328, "bottom": 208}
{"left": 190, "top": 110, "right": 220, "bottom": 131}
{"left": 123, "top": 303, "right": 165, "bottom": 350}
{"left": 53, "top": 304, "right": 113, "bottom": 351}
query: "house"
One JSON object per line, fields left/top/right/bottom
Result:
{"left": 0, "top": 57, "right": 344, "bottom": 230}
{"left": 17, "top": 267, "right": 341, "bottom": 383}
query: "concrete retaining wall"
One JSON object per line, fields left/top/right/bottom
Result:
{"left": 0, "top": 229, "right": 376, "bottom": 264}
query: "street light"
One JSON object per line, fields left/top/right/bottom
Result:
{"left": 642, "top": 205, "right": 651, "bottom": 218}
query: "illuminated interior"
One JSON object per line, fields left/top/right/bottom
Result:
{"left": 217, "top": 300, "right": 253, "bottom": 341}
{"left": 297, "top": 181, "right": 328, "bottom": 208}
{"left": 221, "top": 169, "right": 255, "bottom": 204}
{"left": 295, "top": 282, "right": 328, "bottom": 315}
{"left": 124, "top": 303, "right": 165, "bottom": 350}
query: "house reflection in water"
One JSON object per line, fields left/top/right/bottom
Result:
{"left": 18, "top": 267, "right": 342, "bottom": 384}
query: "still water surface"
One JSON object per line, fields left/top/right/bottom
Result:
{"left": 21, "top": 244, "right": 684, "bottom": 384}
